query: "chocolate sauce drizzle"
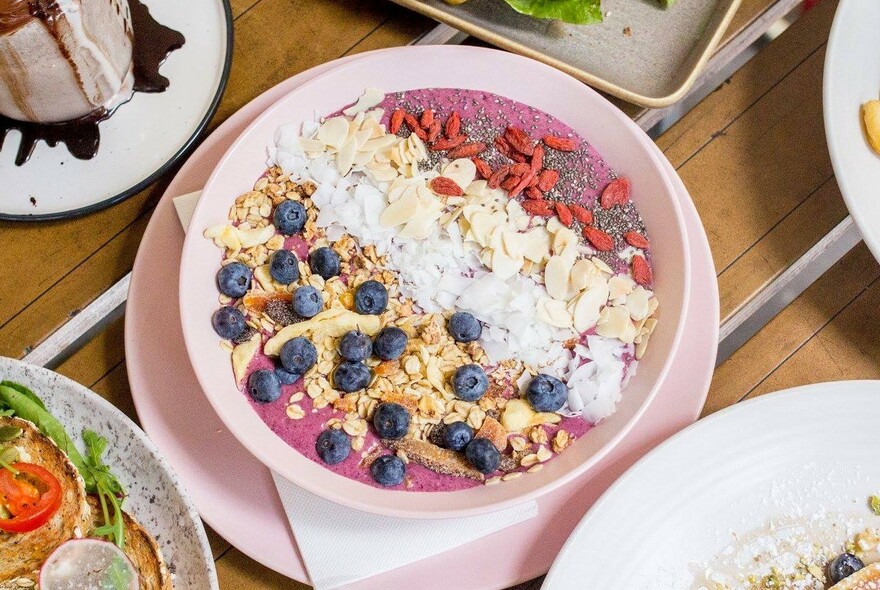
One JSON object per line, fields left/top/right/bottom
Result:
{"left": 0, "top": 0, "right": 185, "bottom": 166}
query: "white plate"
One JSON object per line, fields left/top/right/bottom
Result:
{"left": 542, "top": 380, "right": 880, "bottom": 589}
{"left": 0, "top": 0, "right": 232, "bottom": 221}
{"left": 824, "top": 0, "right": 880, "bottom": 261}
{"left": 0, "top": 356, "right": 218, "bottom": 589}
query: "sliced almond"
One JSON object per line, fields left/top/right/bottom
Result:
{"left": 316, "top": 116, "right": 349, "bottom": 150}
{"left": 569, "top": 258, "right": 598, "bottom": 294}
{"left": 595, "top": 306, "right": 633, "bottom": 342}
{"left": 537, "top": 297, "right": 574, "bottom": 328}
{"left": 544, "top": 255, "right": 571, "bottom": 301}
{"left": 492, "top": 249, "right": 523, "bottom": 280}
{"left": 442, "top": 158, "right": 477, "bottom": 190}
{"left": 572, "top": 282, "right": 610, "bottom": 333}
{"left": 627, "top": 286, "right": 651, "bottom": 321}
{"left": 336, "top": 139, "right": 357, "bottom": 176}
{"left": 608, "top": 274, "right": 636, "bottom": 301}
{"left": 379, "top": 191, "right": 419, "bottom": 227}
{"left": 342, "top": 88, "right": 384, "bottom": 116}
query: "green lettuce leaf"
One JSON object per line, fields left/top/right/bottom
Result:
{"left": 502, "top": 0, "right": 603, "bottom": 24}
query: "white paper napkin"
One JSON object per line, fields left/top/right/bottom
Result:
{"left": 174, "top": 192, "right": 538, "bottom": 589}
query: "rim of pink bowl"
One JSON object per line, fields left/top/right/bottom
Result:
{"left": 178, "top": 45, "right": 690, "bottom": 519}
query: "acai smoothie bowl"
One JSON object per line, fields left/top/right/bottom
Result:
{"left": 179, "top": 47, "right": 689, "bottom": 518}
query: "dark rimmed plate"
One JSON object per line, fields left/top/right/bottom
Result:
{"left": 0, "top": 0, "right": 233, "bottom": 221}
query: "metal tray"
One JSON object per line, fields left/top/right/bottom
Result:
{"left": 391, "top": 0, "right": 741, "bottom": 108}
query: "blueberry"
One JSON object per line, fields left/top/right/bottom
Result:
{"left": 247, "top": 369, "right": 281, "bottom": 403}
{"left": 315, "top": 429, "right": 350, "bottom": 465}
{"left": 217, "top": 262, "right": 251, "bottom": 298}
{"left": 292, "top": 285, "right": 323, "bottom": 318}
{"left": 452, "top": 364, "right": 488, "bottom": 402}
{"left": 274, "top": 200, "right": 306, "bottom": 236}
{"left": 212, "top": 307, "right": 246, "bottom": 340}
{"left": 339, "top": 330, "right": 372, "bottom": 362}
{"left": 279, "top": 337, "right": 317, "bottom": 374}
{"left": 373, "top": 326, "right": 407, "bottom": 360}
{"left": 372, "top": 402, "right": 410, "bottom": 440}
{"left": 269, "top": 250, "right": 300, "bottom": 285}
{"left": 354, "top": 280, "right": 388, "bottom": 315}
{"left": 442, "top": 422, "right": 473, "bottom": 451}
{"left": 526, "top": 374, "right": 568, "bottom": 412}
{"left": 309, "top": 247, "right": 341, "bottom": 280}
{"left": 370, "top": 455, "right": 406, "bottom": 486}
{"left": 448, "top": 312, "right": 482, "bottom": 343}
{"left": 332, "top": 361, "right": 371, "bottom": 393}
{"left": 828, "top": 553, "right": 864, "bottom": 584}
{"left": 274, "top": 367, "right": 301, "bottom": 385}
{"left": 465, "top": 438, "right": 500, "bottom": 474}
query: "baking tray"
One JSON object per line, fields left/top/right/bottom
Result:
{"left": 391, "top": 0, "right": 742, "bottom": 108}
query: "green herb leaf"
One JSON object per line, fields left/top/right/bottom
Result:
{"left": 0, "top": 384, "right": 94, "bottom": 490}
{"left": 0, "top": 446, "right": 19, "bottom": 465}
{"left": 101, "top": 556, "right": 134, "bottom": 590}
{"left": 0, "top": 446, "right": 20, "bottom": 474}
{"left": 0, "top": 426, "right": 22, "bottom": 442}
{"left": 83, "top": 430, "right": 127, "bottom": 549}
{"left": 870, "top": 495, "right": 880, "bottom": 516}
{"left": 502, "top": 0, "right": 602, "bottom": 24}
{"left": 0, "top": 381, "right": 47, "bottom": 411}
{"left": 0, "top": 409, "right": 13, "bottom": 417}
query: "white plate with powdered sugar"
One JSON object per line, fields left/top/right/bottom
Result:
{"left": 0, "top": 0, "right": 231, "bottom": 221}
{"left": 543, "top": 381, "right": 880, "bottom": 589}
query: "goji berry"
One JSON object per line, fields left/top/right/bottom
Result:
{"left": 583, "top": 227, "right": 614, "bottom": 251}
{"left": 447, "top": 142, "right": 486, "bottom": 159}
{"left": 445, "top": 111, "right": 461, "bottom": 139}
{"left": 429, "top": 176, "right": 464, "bottom": 197}
{"left": 389, "top": 109, "right": 405, "bottom": 135}
{"left": 555, "top": 202, "right": 573, "bottom": 227}
{"left": 624, "top": 231, "right": 649, "bottom": 249}
{"left": 473, "top": 158, "right": 492, "bottom": 180}
{"left": 570, "top": 204, "right": 593, "bottom": 225}
{"left": 488, "top": 165, "right": 510, "bottom": 189}
{"left": 430, "top": 135, "right": 467, "bottom": 151}
{"left": 543, "top": 135, "right": 577, "bottom": 151}
{"left": 632, "top": 255, "right": 652, "bottom": 286}
{"left": 504, "top": 126, "right": 534, "bottom": 156}
{"left": 420, "top": 109, "right": 434, "bottom": 129}
{"left": 600, "top": 177, "right": 631, "bottom": 209}
{"left": 536, "top": 169, "right": 559, "bottom": 192}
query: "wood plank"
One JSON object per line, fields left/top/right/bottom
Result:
{"left": 0, "top": 187, "right": 159, "bottom": 350}
{"left": 674, "top": 23, "right": 831, "bottom": 275}
{"left": 745, "top": 275, "right": 880, "bottom": 398}
{"left": 211, "top": 0, "right": 398, "bottom": 124}
{"left": 0, "top": 213, "right": 150, "bottom": 359}
{"left": 656, "top": 0, "right": 834, "bottom": 167}
{"left": 705, "top": 243, "right": 880, "bottom": 416}
{"left": 717, "top": 176, "right": 848, "bottom": 322}
{"left": 215, "top": 548, "right": 310, "bottom": 589}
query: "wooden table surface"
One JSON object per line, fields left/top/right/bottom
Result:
{"left": 3, "top": 0, "right": 879, "bottom": 588}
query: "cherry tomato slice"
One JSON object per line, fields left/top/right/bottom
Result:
{"left": 0, "top": 463, "right": 63, "bottom": 533}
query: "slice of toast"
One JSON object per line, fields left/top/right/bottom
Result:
{"left": 0, "top": 417, "right": 92, "bottom": 582}
{"left": 830, "top": 562, "right": 880, "bottom": 589}
{"left": 383, "top": 438, "right": 485, "bottom": 481}
{"left": 88, "top": 496, "right": 173, "bottom": 590}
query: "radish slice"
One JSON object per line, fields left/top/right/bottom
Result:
{"left": 40, "top": 538, "right": 139, "bottom": 589}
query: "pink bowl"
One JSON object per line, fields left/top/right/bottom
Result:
{"left": 179, "top": 46, "right": 690, "bottom": 519}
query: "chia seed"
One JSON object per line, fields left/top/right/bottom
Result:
{"left": 265, "top": 299, "right": 298, "bottom": 327}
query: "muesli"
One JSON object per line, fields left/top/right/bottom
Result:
{"left": 204, "top": 87, "right": 660, "bottom": 491}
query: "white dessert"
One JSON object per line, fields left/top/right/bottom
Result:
{"left": 0, "top": 0, "right": 134, "bottom": 123}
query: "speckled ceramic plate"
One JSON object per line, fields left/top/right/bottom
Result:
{"left": 0, "top": 356, "right": 218, "bottom": 589}
{"left": 391, "top": 0, "right": 741, "bottom": 108}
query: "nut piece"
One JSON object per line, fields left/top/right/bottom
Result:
{"left": 864, "top": 100, "right": 880, "bottom": 155}
{"left": 475, "top": 417, "right": 508, "bottom": 452}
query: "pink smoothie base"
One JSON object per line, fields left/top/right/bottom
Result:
{"left": 180, "top": 46, "right": 688, "bottom": 519}
{"left": 236, "top": 85, "right": 646, "bottom": 492}
{"left": 126, "top": 49, "right": 718, "bottom": 588}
